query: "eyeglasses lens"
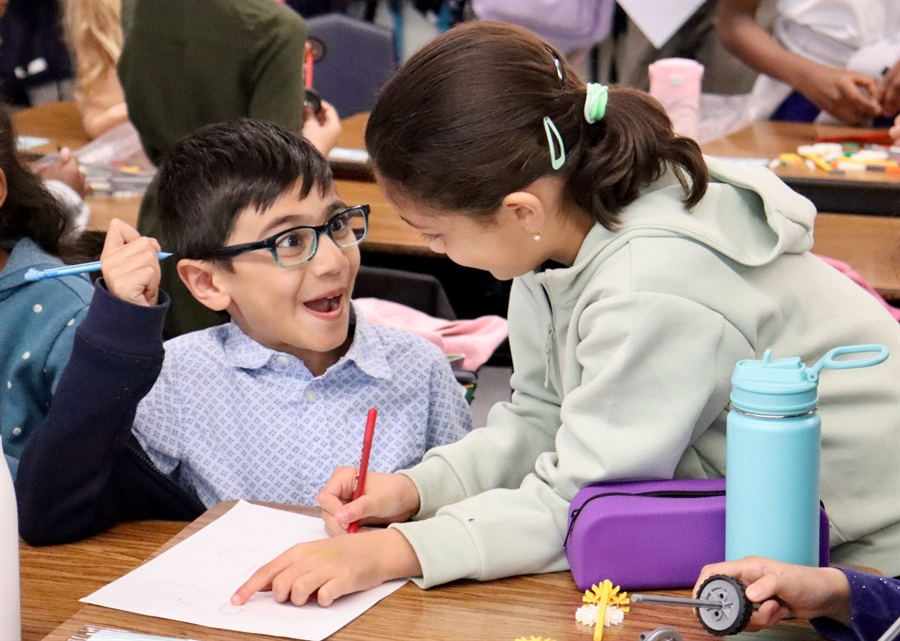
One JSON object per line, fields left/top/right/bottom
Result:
{"left": 273, "top": 209, "right": 367, "bottom": 266}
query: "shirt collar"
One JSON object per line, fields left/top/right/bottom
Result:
{"left": 220, "top": 303, "right": 393, "bottom": 382}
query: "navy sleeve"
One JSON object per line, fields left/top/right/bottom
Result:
{"left": 811, "top": 568, "right": 900, "bottom": 641}
{"left": 15, "top": 282, "right": 204, "bottom": 545}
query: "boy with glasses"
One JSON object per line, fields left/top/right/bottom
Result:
{"left": 16, "top": 119, "right": 472, "bottom": 545}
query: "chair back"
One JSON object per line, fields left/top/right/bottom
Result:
{"left": 307, "top": 14, "right": 396, "bottom": 118}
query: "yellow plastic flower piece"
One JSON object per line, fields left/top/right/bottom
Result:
{"left": 581, "top": 580, "right": 632, "bottom": 641}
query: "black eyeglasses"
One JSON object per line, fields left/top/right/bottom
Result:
{"left": 212, "top": 205, "right": 370, "bottom": 267}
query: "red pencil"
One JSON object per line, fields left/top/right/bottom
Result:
{"left": 347, "top": 408, "right": 377, "bottom": 534}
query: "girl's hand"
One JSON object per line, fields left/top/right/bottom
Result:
{"left": 231, "top": 528, "right": 421, "bottom": 607}
{"left": 316, "top": 469, "right": 421, "bottom": 536}
{"left": 100, "top": 218, "right": 162, "bottom": 307}
{"left": 795, "top": 62, "right": 881, "bottom": 125}
{"left": 694, "top": 557, "right": 852, "bottom": 630}
{"left": 302, "top": 99, "right": 342, "bottom": 156}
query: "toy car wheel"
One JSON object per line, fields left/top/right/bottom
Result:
{"left": 695, "top": 574, "right": 753, "bottom": 636}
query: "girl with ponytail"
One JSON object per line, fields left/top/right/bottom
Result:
{"left": 234, "top": 22, "right": 900, "bottom": 606}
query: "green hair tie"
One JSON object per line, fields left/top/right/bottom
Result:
{"left": 584, "top": 83, "right": 609, "bottom": 124}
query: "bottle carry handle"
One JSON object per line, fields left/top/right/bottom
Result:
{"left": 807, "top": 344, "right": 890, "bottom": 382}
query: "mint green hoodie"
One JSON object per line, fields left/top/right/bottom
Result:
{"left": 393, "top": 157, "right": 900, "bottom": 586}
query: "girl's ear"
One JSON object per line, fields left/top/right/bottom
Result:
{"left": 0, "top": 168, "right": 8, "bottom": 210}
{"left": 177, "top": 259, "right": 233, "bottom": 312}
{"left": 498, "top": 190, "right": 546, "bottom": 237}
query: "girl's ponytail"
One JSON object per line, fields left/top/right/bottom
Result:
{"left": 568, "top": 87, "right": 708, "bottom": 229}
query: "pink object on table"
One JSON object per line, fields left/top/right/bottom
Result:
{"left": 648, "top": 58, "right": 704, "bottom": 139}
{"left": 354, "top": 298, "right": 509, "bottom": 371}
{"left": 816, "top": 255, "right": 900, "bottom": 321}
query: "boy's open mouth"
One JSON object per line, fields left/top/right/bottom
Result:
{"left": 304, "top": 294, "right": 342, "bottom": 314}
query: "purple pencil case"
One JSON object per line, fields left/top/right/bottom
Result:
{"left": 565, "top": 478, "right": 830, "bottom": 591}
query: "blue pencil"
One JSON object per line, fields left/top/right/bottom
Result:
{"left": 24, "top": 252, "right": 172, "bottom": 282}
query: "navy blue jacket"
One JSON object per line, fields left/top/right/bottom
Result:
{"left": 15, "top": 283, "right": 205, "bottom": 546}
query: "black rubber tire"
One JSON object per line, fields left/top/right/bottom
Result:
{"left": 695, "top": 574, "right": 754, "bottom": 636}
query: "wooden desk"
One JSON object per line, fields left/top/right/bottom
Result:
{"left": 19, "top": 520, "right": 186, "bottom": 641}
{"left": 28, "top": 502, "right": 821, "bottom": 641}
{"left": 701, "top": 121, "right": 899, "bottom": 217}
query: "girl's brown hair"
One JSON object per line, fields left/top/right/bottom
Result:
{"left": 0, "top": 107, "right": 102, "bottom": 264}
{"left": 366, "top": 21, "right": 708, "bottom": 229}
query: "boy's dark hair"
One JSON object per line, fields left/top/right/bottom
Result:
{"left": 0, "top": 106, "right": 99, "bottom": 263}
{"left": 157, "top": 118, "right": 334, "bottom": 266}
{"left": 366, "top": 21, "right": 709, "bottom": 230}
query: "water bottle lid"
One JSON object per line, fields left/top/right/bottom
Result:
{"left": 731, "top": 350, "right": 817, "bottom": 414}
{"left": 730, "top": 345, "right": 890, "bottom": 415}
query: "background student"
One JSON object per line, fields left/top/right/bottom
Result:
{"left": 695, "top": 557, "right": 900, "bottom": 641}
{"left": 232, "top": 21, "right": 899, "bottom": 608}
{"left": 0, "top": 108, "right": 94, "bottom": 479}
{"left": 15, "top": 119, "right": 471, "bottom": 546}
{"left": 717, "top": 0, "right": 900, "bottom": 125}
{"left": 63, "top": 0, "right": 130, "bottom": 139}
{"left": 119, "top": 0, "right": 342, "bottom": 339}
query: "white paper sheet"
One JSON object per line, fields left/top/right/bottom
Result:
{"left": 82, "top": 501, "right": 407, "bottom": 641}
{"left": 616, "top": 0, "right": 707, "bottom": 49}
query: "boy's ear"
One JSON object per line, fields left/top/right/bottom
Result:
{"left": 498, "top": 189, "right": 546, "bottom": 236}
{"left": 176, "top": 259, "right": 233, "bottom": 312}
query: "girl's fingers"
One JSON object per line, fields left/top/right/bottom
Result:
{"left": 232, "top": 553, "right": 296, "bottom": 605}
{"left": 316, "top": 467, "right": 357, "bottom": 514}
{"left": 317, "top": 576, "right": 353, "bottom": 607}
{"left": 321, "top": 509, "right": 348, "bottom": 536}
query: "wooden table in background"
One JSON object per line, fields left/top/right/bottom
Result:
{"left": 702, "top": 121, "right": 899, "bottom": 217}
{"left": 26, "top": 502, "right": 822, "bottom": 641}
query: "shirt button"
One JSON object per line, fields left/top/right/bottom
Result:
{"left": 11, "top": 427, "right": 22, "bottom": 436}
{"left": 306, "top": 390, "right": 318, "bottom": 403}
{"left": 276, "top": 355, "right": 290, "bottom": 366}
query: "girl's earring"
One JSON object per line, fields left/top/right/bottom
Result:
{"left": 533, "top": 230, "right": 542, "bottom": 241}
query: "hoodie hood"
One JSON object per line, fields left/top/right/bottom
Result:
{"left": 537, "top": 156, "right": 816, "bottom": 296}
{"left": 0, "top": 238, "right": 69, "bottom": 301}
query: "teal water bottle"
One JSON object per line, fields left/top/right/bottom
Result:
{"left": 725, "top": 344, "right": 889, "bottom": 566}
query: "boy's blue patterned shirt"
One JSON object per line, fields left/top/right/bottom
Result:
{"left": 132, "top": 308, "right": 472, "bottom": 508}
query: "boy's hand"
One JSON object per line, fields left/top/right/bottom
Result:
{"left": 694, "top": 557, "right": 851, "bottom": 630}
{"left": 101, "top": 218, "right": 163, "bottom": 307}
{"left": 231, "top": 528, "right": 421, "bottom": 607}
{"left": 316, "top": 469, "right": 421, "bottom": 535}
